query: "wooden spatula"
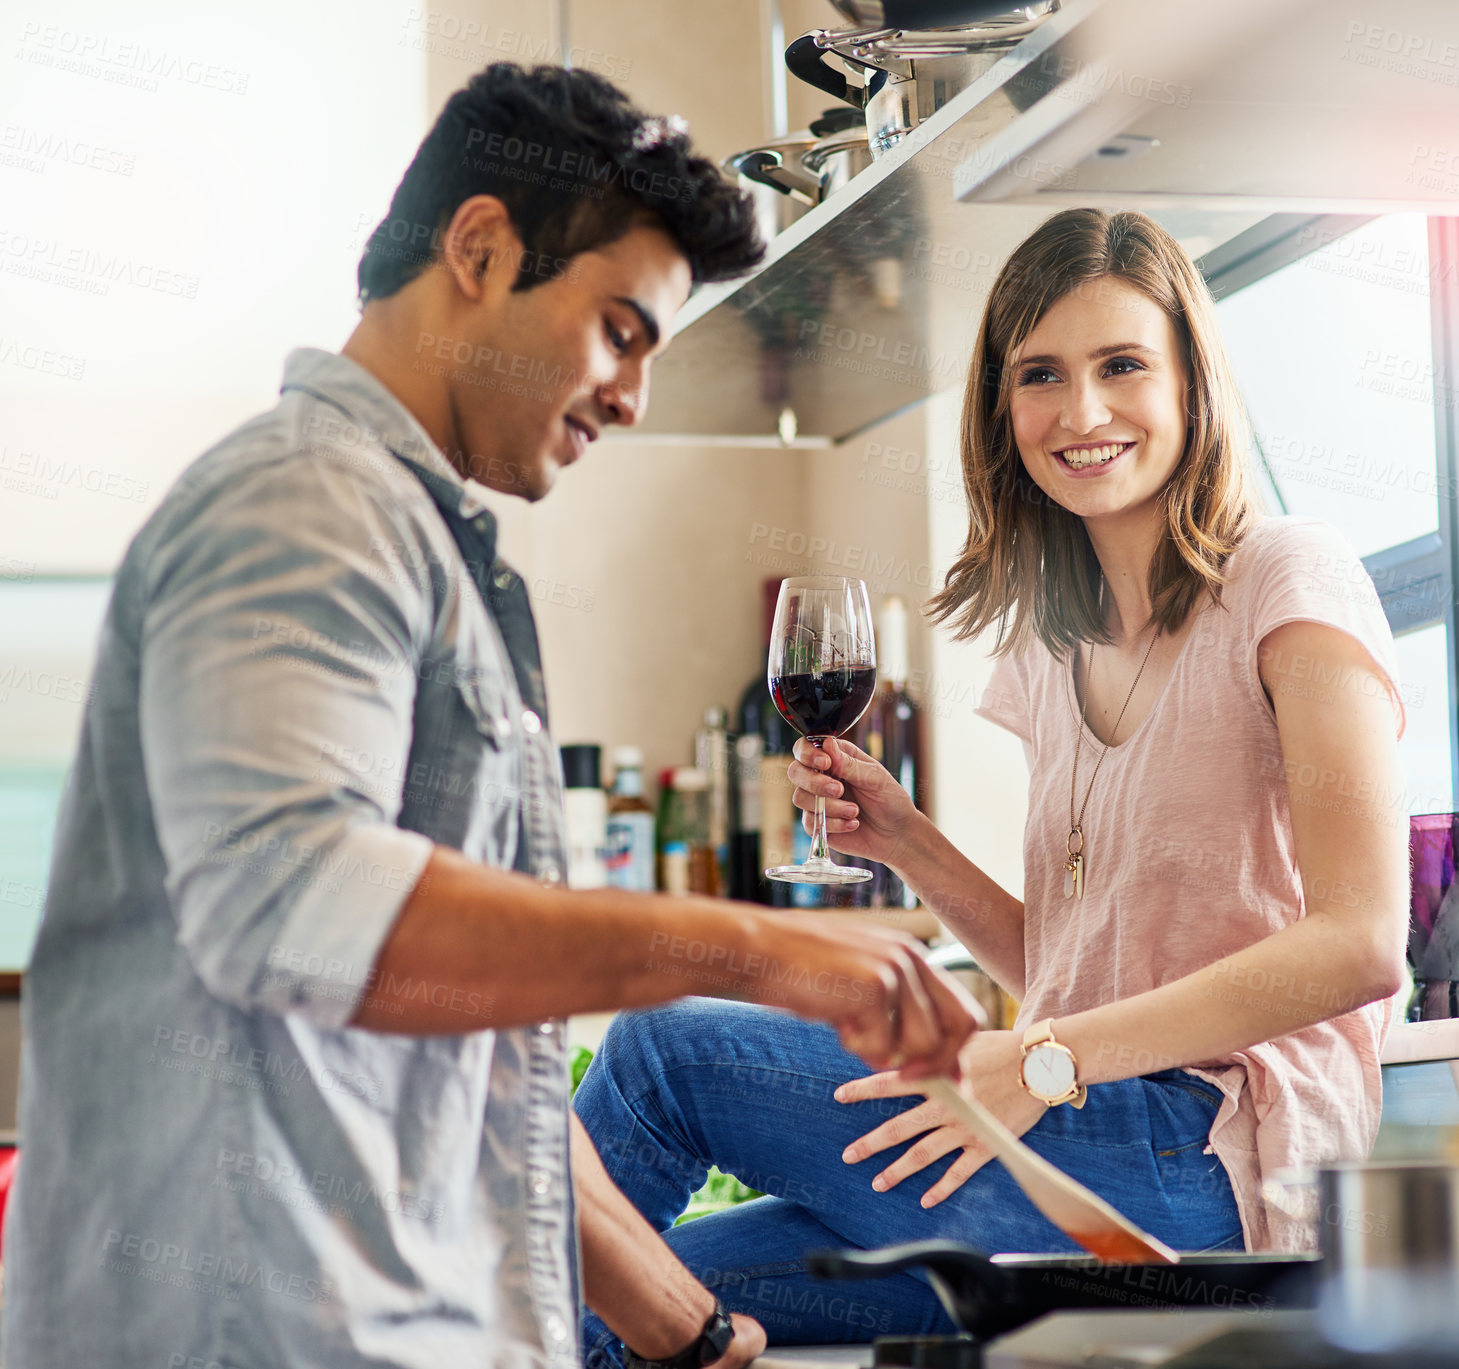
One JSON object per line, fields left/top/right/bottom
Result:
{"left": 922, "top": 1077, "right": 1179, "bottom": 1265}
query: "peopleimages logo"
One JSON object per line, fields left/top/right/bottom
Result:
{"left": 15, "top": 23, "right": 249, "bottom": 95}
{"left": 100, "top": 1229, "right": 330, "bottom": 1303}
{"left": 398, "top": 9, "right": 631, "bottom": 80}
{"left": 214, "top": 1147, "right": 445, "bottom": 1223}
{"left": 0, "top": 662, "right": 92, "bottom": 705}
{"left": 647, "top": 931, "right": 870, "bottom": 1004}
{"left": 745, "top": 523, "right": 936, "bottom": 589}
{"left": 0, "top": 229, "right": 200, "bottom": 298}
{"left": 0, "top": 334, "right": 86, "bottom": 380}
{"left": 0, "top": 122, "right": 136, "bottom": 176}
{"left": 0, "top": 446, "right": 150, "bottom": 502}
{"left": 462, "top": 129, "right": 682, "bottom": 200}
{"left": 148, "top": 1025, "right": 383, "bottom": 1104}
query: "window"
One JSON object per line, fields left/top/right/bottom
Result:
{"left": 0, "top": 580, "right": 111, "bottom": 968}
{"left": 1215, "top": 215, "right": 1457, "bottom": 815}
{"left": 0, "top": 767, "right": 66, "bottom": 968}
{"left": 1394, "top": 624, "right": 1456, "bottom": 817}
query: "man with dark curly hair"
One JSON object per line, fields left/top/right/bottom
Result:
{"left": 2, "top": 62, "right": 978, "bottom": 1369}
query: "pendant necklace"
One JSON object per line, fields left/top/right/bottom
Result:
{"left": 1065, "top": 606, "right": 1161, "bottom": 900}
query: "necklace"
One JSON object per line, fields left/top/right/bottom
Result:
{"left": 1065, "top": 614, "right": 1161, "bottom": 900}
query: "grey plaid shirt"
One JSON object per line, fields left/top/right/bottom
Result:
{"left": 3, "top": 348, "right": 580, "bottom": 1368}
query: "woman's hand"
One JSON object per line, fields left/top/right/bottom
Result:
{"left": 786, "top": 736, "right": 919, "bottom": 868}
{"left": 833, "top": 1030, "right": 1047, "bottom": 1207}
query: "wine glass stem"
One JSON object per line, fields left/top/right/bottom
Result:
{"left": 808, "top": 737, "right": 834, "bottom": 866}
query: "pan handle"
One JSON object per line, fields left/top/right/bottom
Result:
{"left": 785, "top": 34, "right": 860, "bottom": 109}
{"left": 728, "top": 149, "right": 822, "bottom": 205}
{"left": 807, "top": 1238, "right": 1003, "bottom": 1284}
{"left": 808, "top": 1240, "right": 1017, "bottom": 1335}
{"left": 734, "top": 152, "right": 795, "bottom": 195}
{"left": 808, "top": 106, "right": 866, "bottom": 138}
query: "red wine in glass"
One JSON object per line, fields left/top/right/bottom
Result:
{"left": 765, "top": 577, "right": 876, "bottom": 886}
{"left": 769, "top": 667, "right": 878, "bottom": 739}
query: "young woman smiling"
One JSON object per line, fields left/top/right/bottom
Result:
{"left": 574, "top": 209, "right": 1411, "bottom": 1362}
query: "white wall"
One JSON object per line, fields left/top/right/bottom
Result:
{"left": 0, "top": 0, "right": 1028, "bottom": 907}
{"left": 0, "top": 0, "right": 428, "bottom": 575}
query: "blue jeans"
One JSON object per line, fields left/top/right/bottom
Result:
{"left": 573, "top": 999, "right": 1243, "bottom": 1366}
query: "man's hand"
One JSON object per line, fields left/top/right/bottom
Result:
{"left": 711, "top": 1314, "right": 765, "bottom": 1367}
{"left": 739, "top": 915, "right": 986, "bottom": 1082}
{"left": 833, "top": 1030, "right": 1044, "bottom": 1207}
{"left": 624, "top": 1310, "right": 765, "bottom": 1368}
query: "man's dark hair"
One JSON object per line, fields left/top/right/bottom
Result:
{"left": 357, "top": 63, "right": 764, "bottom": 304}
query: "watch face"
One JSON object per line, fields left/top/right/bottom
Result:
{"left": 1024, "top": 1044, "right": 1076, "bottom": 1099}
{"left": 706, "top": 1313, "right": 735, "bottom": 1358}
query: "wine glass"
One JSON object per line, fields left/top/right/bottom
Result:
{"left": 765, "top": 576, "right": 877, "bottom": 885}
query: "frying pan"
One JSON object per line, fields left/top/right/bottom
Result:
{"left": 807, "top": 1239, "right": 1317, "bottom": 1349}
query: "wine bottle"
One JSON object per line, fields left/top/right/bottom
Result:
{"left": 846, "top": 597, "right": 924, "bottom": 909}
{"left": 731, "top": 578, "right": 798, "bottom": 906}
{"left": 694, "top": 706, "right": 732, "bottom": 898}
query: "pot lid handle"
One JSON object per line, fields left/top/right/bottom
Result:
{"left": 833, "top": 0, "right": 1047, "bottom": 26}
{"left": 785, "top": 34, "right": 862, "bottom": 109}
{"left": 809, "top": 106, "right": 866, "bottom": 137}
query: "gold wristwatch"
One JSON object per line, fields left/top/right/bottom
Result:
{"left": 1018, "top": 1019, "right": 1087, "bottom": 1108}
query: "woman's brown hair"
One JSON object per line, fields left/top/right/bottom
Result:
{"left": 926, "top": 207, "right": 1261, "bottom": 659}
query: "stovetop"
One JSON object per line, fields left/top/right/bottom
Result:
{"left": 985, "top": 1309, "right": 1459, "bottom": 1368}
{"left": 753, "top": 1308, "right": 1459, "bottom": 1369}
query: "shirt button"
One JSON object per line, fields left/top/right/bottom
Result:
{"left": 521, "top": 708, "right": 541, "bottom": 735}
{"left": 538, "top": 862, "right": 561, "bottom": 885}
{"left": 475, "top": 518, "right": 490, "bottom": 535}
{"left": 538, "top": 1020, "right": 557, "bottom": 1036}
{"left": 494, "top": 569, "right": 514, "bottom": 590}
{"left": 530, "top": 1171, "right": 551, "bottom": 1197}
{"left": 546, "top": 1314, "right": 568, "bottom": 1343}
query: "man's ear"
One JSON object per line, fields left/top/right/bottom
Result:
{"left": 439, "top": 195, "right": 520, "bottom": 303}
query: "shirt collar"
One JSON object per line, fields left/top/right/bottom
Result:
{"left": 279, "top": 347, "right": 498, "bottom": 523}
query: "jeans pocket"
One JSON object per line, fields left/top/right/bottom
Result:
{"left": 1155, "top": 1143, "right": 1240, "bottom": 1236}
{"left": 1145, "top": 1076, "right": 1221, "bottom": 1158}
{"left": 1162, "top": 1079, "right": 1224, "bottom": 1111}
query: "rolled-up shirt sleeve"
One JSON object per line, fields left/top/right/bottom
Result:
{"left": 138, "top": 453, "right": 439, "bottom": 1028}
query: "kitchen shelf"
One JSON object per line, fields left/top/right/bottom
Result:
{"left": 634, "top": 0, "right": 1459, "bottom": 443}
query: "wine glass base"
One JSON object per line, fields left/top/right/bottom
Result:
{"left": 765, "top": 864, "right": 873, "bottom": 886}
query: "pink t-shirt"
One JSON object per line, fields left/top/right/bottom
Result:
{"left": 974, "top": 516, "right": 1406, "bottom": 1252}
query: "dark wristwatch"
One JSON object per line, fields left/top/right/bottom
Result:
{"left": 621, "top": 1298, "right": 735, "bottom": 1369}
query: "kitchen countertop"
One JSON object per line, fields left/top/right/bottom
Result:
{"left": 753, "top": 1350, "right": 872, "bottom": 1368}
{"left": 1380, "top": 1018, "right": 1459, "bottom": 1066}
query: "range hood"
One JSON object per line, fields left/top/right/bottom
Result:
{"left": 631, "top": 0, "right": 1459, "bottom": 444}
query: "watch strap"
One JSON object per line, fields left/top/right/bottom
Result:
{"left": 1019, "top": 1018, "right": 1087, "bottom": 1108}
{"left": 622, "top": 1298, "right": 735, "bottom": 1369}
{"left": 1021, "top": 1018, "right": 1056, "bottom": 1051}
